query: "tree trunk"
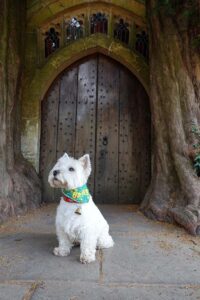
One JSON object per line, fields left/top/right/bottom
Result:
{"left": 141, "top": 0, "right": 200, "bottom": 235}
{"left": 0, "top": 0, "right": 41, "bottom": 222}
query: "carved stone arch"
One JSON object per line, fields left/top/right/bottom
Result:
{"left": 39, "top": 39, "right": 149, "bottom": 100}
{"left": 27, "top": 0, "right": 146, "bottom": 29}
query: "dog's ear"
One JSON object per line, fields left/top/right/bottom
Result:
{"left": 79, "top": 154, "right": 91, "bottom": 177}
{"left": 63, "top": 153, "right": 69, "bottom": 159}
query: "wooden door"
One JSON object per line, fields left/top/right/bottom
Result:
{"left": 40, "top": 54, "right": 151, "bottom": 204}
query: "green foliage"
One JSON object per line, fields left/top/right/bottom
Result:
{"left": 192, "top": 36, "right": 200, "bottom": 51}
{"left": 191, "top": 122, "right": 200, "bottom": 176}
{"left": 154, "top": 0, "right": 200, "bottom": 51}
{"left": 154, "top": 0, "right": 199, "bottom": 26}
{"left": 194, "top": 154, "right": 200, "bottom": 177}
{"left": 192, "top": 122, "right": 200, "bottom": 139}
{"left": 154, "top": 0, "right": 178, "bottom": 16}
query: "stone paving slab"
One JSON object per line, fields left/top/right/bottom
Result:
{"left": 0, "top": 232, "right": 99, "bottom": 282}
{"left": 31, "top": 281, "right": 200, "bottom": 300}
{"left": 1, "top": 281, "right": 199, "bottom": 300}
{"left": 0, "top": 283, "right": 27, "bottom": 300}
{"left": 0, "top": 204, "right": 200, "bottom": 300}
{"left": 102, "top": 234, "right": 200, "bottom": 284}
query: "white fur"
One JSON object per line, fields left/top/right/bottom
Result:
{"left": 48, "top": 153, "right": 114, "bottom": 264}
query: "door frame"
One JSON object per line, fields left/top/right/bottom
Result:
{"left": 40, "top": 54, "right": 151, "bottom": 203}
{"left": 21, "top": 35, "right": 149, "bottom": 171}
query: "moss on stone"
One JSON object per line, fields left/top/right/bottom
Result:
{"left": 27, "top": 0, "right": 146, "bottom": 28}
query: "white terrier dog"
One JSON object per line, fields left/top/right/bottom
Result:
{"left": 48, "top": 153, "right": 114, "bottom": 263}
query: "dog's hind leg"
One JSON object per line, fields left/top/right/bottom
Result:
{"left": 97, "top": 232, "right": 114, "bottom": 249}
{"left": 53, "top": 225, "right": 73, "bottom": 256}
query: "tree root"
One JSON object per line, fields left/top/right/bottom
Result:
{"left": 170, "top": 206, "right": 200, "bottom": 235}
{"left": 141, "top": 202, "right": 200, "bottom": 235}
{"left": 0, "top": 162, "right": 41, "bottom": 223}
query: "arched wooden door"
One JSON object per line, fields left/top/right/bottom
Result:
{"left": 40, "top": 54, "right": 151, "bottom": 204}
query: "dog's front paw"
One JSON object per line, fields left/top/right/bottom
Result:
{"left": 53, "top": 247, "right": 70, "bottom": 257}
{"left": 80, "top": 253, "right": 95, "bottom": 264}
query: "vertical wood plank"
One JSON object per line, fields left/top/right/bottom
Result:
{"left": 95, "top": 55, "right": 119, "bottom": 203}
{"left": 55, "top": 67, "right": 78, "bottom": 201}
{"left": 75, "top": 57, "right": 97, "bottom": 195}
{"left": 119, "top": 68, "right": 151, "bottom": 204}
{"left": 40, "top": 81, "right": 60, "bottom": 202}
{"left": 56, "top": 67, "right": 78, "bottom": 158}
{"left": 119, "top": 69, "right": 140, "bottom": 203}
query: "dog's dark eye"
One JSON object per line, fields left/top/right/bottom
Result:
{"left": 69, "top": 167, "right": 75, "bottom": 172}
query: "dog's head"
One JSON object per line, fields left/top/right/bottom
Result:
{"left": 48, "top": 153, "right": 91, "bottom": 190}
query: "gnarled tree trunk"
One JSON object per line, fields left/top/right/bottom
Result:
{"left": 141, "top": 0, "right": 200, "bottom": 235}
{"left": 0, "top": 0, "right": 41, "bottom": 222}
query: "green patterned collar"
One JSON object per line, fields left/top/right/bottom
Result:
{"left": 62, "top": 184, "right": 90, "bottom": 204}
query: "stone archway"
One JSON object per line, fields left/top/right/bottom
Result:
{"left": 21, "top": 35, "right": 149, "bottom": 171}
{"left": 39, "top": 54, "right": 151, "bottom": 204}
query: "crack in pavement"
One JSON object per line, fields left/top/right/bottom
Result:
{"left": 1, "top": 280, "right": 200, "bottom": 289}
{"left": 97, "top": 249, "right": 104, "bottom": 284}
{"left": 22, "top": 281, "right": 44, "bottom": 300}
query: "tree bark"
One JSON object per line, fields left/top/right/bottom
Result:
{"left": 0, "top": 0, "right": 41, "bottom": 222}
{"left": 141, "top": 0, "right": 200, "bottom": 235}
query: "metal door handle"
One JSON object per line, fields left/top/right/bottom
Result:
{"left": 102, "top": 136, "right": 108, "bottom": 146}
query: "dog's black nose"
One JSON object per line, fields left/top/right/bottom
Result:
{"left": 53, "top": 170, "right": 59, "bottom": 176}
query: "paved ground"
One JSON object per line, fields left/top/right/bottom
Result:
{"left": 0, "top": 204, "right": 200, "bottom": 300}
